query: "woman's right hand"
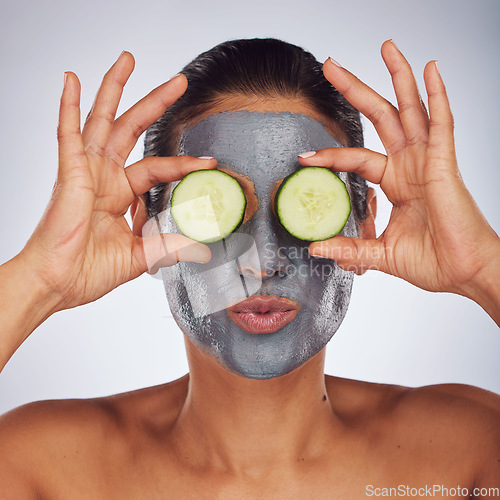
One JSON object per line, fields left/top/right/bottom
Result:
{"left": 18, "top": 52, "right": 214, "bottom": 313}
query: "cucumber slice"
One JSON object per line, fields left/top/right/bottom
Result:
{"left": 275, "top": 167, "right": 351, "bottom": 241}
{"left": 171, "top": 170, "right": 246, "bottom": 243}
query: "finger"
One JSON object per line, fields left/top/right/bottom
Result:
{"left": 309, "top": 236, "right": 387, "bottom": 275}
{"left": 138, "top": 232, "right": 212, "bottom": 275}
{"left": 125, "top": 156, "right": 217, "bottom": 197}
{"left": 381, "top": 40, "right": 430, "bottom": 146}
{"left": 106, "top": 74, "right": 188, "bottom": 163}
{"left": 82, "top": 51, "right": 135, "bottom": 152}
{"left": 41, "top": 72, "right": 94, "bottom": 247}
{"left": 424, "top": 61, "right": 457, "bottom": 165}
{"left": 323, "top": 58, "right": 406, "bottom": 156}
{"left": 298, "top": 148, "right": 387, "bottom": 184}
{"left": 57, "top": 72, "right": 87, "bottom": 180}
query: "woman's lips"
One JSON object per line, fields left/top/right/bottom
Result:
{"left": 227, "top": 296, "right": 299, "bottom": 334}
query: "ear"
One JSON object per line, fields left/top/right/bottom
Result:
{"left": 358, "top": 187, "right": 377, "bottom": 240}
{"left": 131, "top": 196, "right": 149, "bottom": 237}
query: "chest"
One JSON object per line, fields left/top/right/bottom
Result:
{"left": 45, "top": 448, "right": 473, "bottom": 500}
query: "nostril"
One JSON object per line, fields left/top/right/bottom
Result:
{"left": 264, "top": 266, "right": 288, "bottom": 278}
{"left": 239, "top": 265, "right": 267, "bottom": 279}
{"left": 239, "top": 264, "right": 288, "bottom": 279}
{"left": 276, "top": 266, "right": 288, "bottom": 278}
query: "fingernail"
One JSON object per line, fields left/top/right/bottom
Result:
{"left": 329, "top": 57, "right": 342, "bottom": 68}
{"left": 63, "top": 72, "right": 68, "bottom": 87}
{"left": 434, "top": 60, "right": 440, "bottom": 73}
{"left": 298, "top": 151, "right": 316, "bottom": 159}
{"left": 389, "top": 39, "right": 399, "bottom": 51}
{"left": 148, "top": 265, "right": 159, "bottom": 275}
{"left": 198, "top": 156, "right": 214, "bottom": 160}
{"left": 169, "top": 73, "right": 182, "bottom": 81}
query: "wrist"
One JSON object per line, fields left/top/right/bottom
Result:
{"left": 458, "top": 237, "right": 500, "bottom": 326}
{"left": 0, "top": 253, "right": 62, "bottom": 369}
{"left": 12, "top": 250, "right": 65, "bottom": 315}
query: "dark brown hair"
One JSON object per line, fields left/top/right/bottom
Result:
{"left": 144, "top": 38, "right": 367, "bottom": 221}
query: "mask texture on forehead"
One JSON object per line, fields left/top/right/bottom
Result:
{"left": 162, "top": 111, "right": 356, "bottom": 380}
{"left": 179, "top": 111, "right": 342, "bottom": 175}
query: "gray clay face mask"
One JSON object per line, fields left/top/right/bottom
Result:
{"left": 160, "top": 111, "right": 357, "bottom": 379}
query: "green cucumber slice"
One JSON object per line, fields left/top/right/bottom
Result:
{"left": 275, "top": 167, "right": 351, "bottom": 241}
{"left": 171, "top": 170, "right": 246, "bottom": 243}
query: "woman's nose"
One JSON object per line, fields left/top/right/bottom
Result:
{"left": 239, "top": 211, "right": 290, "bottom": 279}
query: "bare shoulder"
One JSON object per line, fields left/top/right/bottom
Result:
{"left": 326, "top": 376, "right": 500, "bottom": 485}
{"left": 326, "top": 374, "right": 500, "bottom": 430}
{"left": 0, "top": 375, "right": 189, "bottom": 498}
{"left": 391, "top": 382, "right": 500, "bottom": 447}
{"left": 398, "top": 382, "right": 500, "bottom": 486}
{"left": 0, "top": 396, "right": 114, "bottom": 498}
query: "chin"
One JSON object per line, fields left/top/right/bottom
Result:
{"left": 183, "top": 305, "right": 348, "bottom": 381}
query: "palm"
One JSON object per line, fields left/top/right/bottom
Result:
{"left": 307, "top": 41, "right": 499, "bottom": 298}
{"left": 379, "top": 148, "right": 485, "bottom": 293}
{"left": 23, "top": 53, "right": 213, "bottom": 311}
{"left": 31, "top": 148, "right": 138, "bottom": 308}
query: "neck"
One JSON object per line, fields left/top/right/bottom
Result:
{"left": 169, "top": 337, "right": 340, "bottom": 477}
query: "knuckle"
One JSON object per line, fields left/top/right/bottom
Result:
{"left": 57, "top": 125, "right": 81, "bottom": 142}
{"left": 105, "top": 66, "right": 129, "bottom": 88}
{"left": 429, "top": 117, "right": 453, "bottom": 129}
{"left": 369, "top": 100, "right": 398, "bottom": 126}
{"left": 405, "top": 134, "right": 428, "bottom": 147}
{"left": 85, "top": 106, "right": 116, "bottom": 126}
{"left": 397, "top": 100, "right": 420, "bottom": 115}
{"left": 339, "top": 79, "right": 355, "bottom": 99}
{"left": 56, "top": 125, "right": 64, "bottom": 142}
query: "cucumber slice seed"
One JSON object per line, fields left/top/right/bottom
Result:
{"left": 275, "top": 167, "right": 351, "bottom": 241}
{"left": 171, "top": 170, "right": 246, "bottom": 243}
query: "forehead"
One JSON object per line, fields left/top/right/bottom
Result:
{"left": 179, "top": 111, "right": 342, "bottom": 183}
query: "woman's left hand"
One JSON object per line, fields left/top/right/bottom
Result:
{"left": 301, "top": 40, "right": 500, "bottom": 325}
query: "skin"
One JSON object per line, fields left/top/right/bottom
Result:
{"left": 0, "top": 41, "right": 499, "bottom": 498}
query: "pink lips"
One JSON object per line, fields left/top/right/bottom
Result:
{"left": 227, "top": 295, "right": 299, "bottom": 334}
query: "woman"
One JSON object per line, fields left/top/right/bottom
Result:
{"left": 0, "top": 38, "right": 498, "bottom": 498}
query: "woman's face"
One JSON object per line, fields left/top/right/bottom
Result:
{"left": 159, "top": 109, "right": 359, "bottom": 379}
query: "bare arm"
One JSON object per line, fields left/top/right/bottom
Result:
{"left": 0, "top": 256, "right": 60, "bottom": 372}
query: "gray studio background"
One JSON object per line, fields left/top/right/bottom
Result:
{"left": 0, "top": 0, "right": 498, "bottom": 413}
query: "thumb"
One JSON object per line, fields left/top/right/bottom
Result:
{"left": 309, "top": 236, "right": 386, "bottom": 275}
{"left": 140, "top": 233, "right": 212, "bottom": 275}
